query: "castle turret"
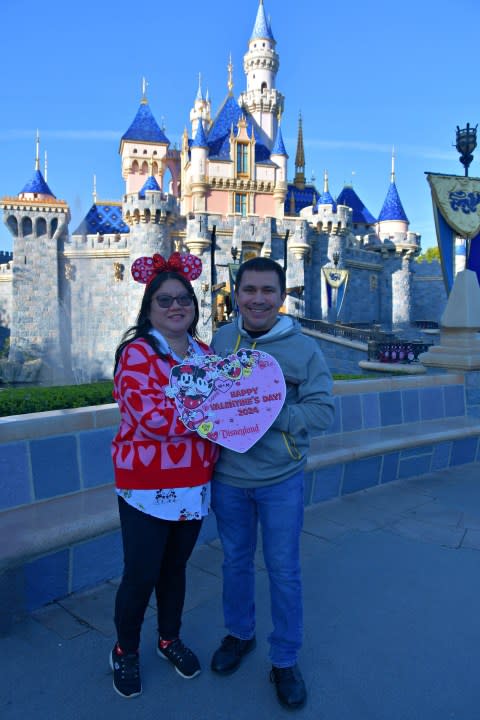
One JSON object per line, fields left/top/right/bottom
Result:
{"left": 120, "top": 81, "right": 171, "bottom": 196}
{"left": 270, "top": 120, "right": 288, "bottom": 217}
{"left": 238, "top": 0, "right": 284, "bottom": 148}
{"left": 190, "top": 119, "right": 209, "bottom": 212}
{"left": 377, "top": 151, "right": 420, "bottom": 255}
{"left": 0, "top": 132, "right": 70, "bottom": 381}
{"left": 189, "top": 73, "right": 211, "bottom": 138}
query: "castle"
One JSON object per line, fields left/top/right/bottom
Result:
{"left": 0, "top": 0, "right": 448, "bottom": 384}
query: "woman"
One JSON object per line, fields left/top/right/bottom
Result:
{"left": 110, "top": 251, "right": 218, "bottom": 698}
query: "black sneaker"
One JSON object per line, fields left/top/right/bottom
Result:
{"left": 157, "top": 638, "right": 201, "bottom": 679}
{"left": 109, "top": 644, "right": 142, "bottom": 698}
{"left": 270, "top": 664, "right": 307, "bottom": 710}
{"left": 211, "top": 634, "right": 256, "bottom": 675}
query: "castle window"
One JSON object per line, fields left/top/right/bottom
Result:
{"left": 133, "top": 149, "right": 138, "bottom": 154}
{"left": 236, "top": 143, "right": 249, "bottom": 176}
{"left": 235, "top": 193, "right": 247, "bottom": 216}
{"left": 22, "top": 217, "right": 32, "bottom": 236}
{"left": 6, "top": 216, "right": 18, "bottom": 237}
{"left": 261, "top": 82, "right": 267, "bottom": 93}
{"left": 36, "top": 217, "right": 47, "bottom": 236}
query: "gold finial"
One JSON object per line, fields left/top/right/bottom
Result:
{"left": 44, "top": 150, "right": 48, "bottom": 181}
{"left": 141, "top": 77, "right": 148, "bottom": 104}
{"left": 93, "top": 174, "right": 97, "bottom": 203}
{"left": 227, "top": 53, "right": 233, "bottom": 95}
{"left": 391, "top": 145, "right": 396, "bottom": 183}
{"left": 35, "top": 129, "right": 40, "bottom": 171}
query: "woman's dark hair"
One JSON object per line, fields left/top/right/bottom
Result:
{"left": 114, "top": 271, "right": 200, "bottom": 372}
{"left": 234, "top": 256, "right": 286, "bottom": 295}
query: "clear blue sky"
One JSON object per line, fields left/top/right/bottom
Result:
{"left": 1, "top": 0, "right": 478, "bottom": 252}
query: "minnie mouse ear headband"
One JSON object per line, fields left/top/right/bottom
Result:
{"left": 131, "top": 252, "right": 202, "bottom": 285}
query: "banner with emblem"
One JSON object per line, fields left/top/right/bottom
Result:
{"left": 426, "top": 173, "right": 480, "bottom": 292}
{"left": 322, "top": 268, "right": 349, "bottom": 316}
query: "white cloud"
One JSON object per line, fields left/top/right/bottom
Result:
{"left": 0, "top": 129, "right": 120, "bottom": 141}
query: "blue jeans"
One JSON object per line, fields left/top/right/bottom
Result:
{"left": 211, "top": 471, "right": 304, "bottom": 667}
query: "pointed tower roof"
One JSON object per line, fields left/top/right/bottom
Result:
{"left": 19, "top": 131, "right": 55, "bottom": 197}
{"left": 318, "top": 169, "right": 336, "bottom": 208}
{"left": 336, "top": 185, "right": 376, "bottom": 224}
{"left": 271, "top": 124, "right": 288, "bottom": 156}
{"left": 192, "top": 118, "right": 209, "bottom": 148}
{"left": 196, "top": 72, "right": 204, "bottom": 101}
{"left": 378, "top": 182, "right": 408, "bottom": 222}
{"left": 19, "top": 169, "right": 55, "bottom": 197}
{"left": 378, "top": 152, "right": 408, "bottom": 222}
{"left": 251, "top": 0, "right": 275, "bottom": 42}
{"left": 121, "top": 101, "right": 170, "bottom": 144}
{"left": 294, "top": 113, "right": 306, "bottom": 188}
{"left": 139, "top": 175, "right": 161, "bottom": 198}
{"left": 294, "top": 113, "right": 305, "bottom": 168}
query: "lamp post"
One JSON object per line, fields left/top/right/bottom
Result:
{"left": 455, "top": 123, "right": 478, "bottom": 176}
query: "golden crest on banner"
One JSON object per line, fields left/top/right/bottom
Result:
{"left": 427, "top": 173, "right": 480, "bottom": 238}
{"left": 322, "top": 267, "right": 348, "bottom": 288}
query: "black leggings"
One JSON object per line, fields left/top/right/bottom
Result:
{"left": 114, "top": 496, "right": 202, "bottom": 652}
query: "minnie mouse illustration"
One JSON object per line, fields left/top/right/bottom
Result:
{"left": 218, "top": 355, "right": 242, "bottom": 380}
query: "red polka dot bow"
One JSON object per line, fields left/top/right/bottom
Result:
{"left": 131, "top": 252, "right": 202, "bottom": 284}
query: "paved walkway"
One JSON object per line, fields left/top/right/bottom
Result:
{"left": 2, "top": 463, "right": 480, "bottom": 720}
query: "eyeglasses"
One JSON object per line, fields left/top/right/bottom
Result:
{"left": 154, "top": 293, "right": 194, "bottom": 309}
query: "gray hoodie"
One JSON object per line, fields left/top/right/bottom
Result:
{"left": 211, "top": 315, "right": 335, "bottom": 487}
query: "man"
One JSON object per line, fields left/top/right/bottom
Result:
{"left": 210, "top": 257, "right": 334, "bottom": 710}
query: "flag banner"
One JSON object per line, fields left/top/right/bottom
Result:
{"left": 426, "top": 173, "right": 480, "bottom": 292}
{"left": 427, "top": 173, "right": 480, "bottom": 239}
{"left": 323, "top": 268, "right": 348, "bottom": 314}
{"left": 322, "top": 267, "right": 348, "bottom": 288}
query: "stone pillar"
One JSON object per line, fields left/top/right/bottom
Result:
{"left": 392, "top": 253, "right": 412, "bottom": 330}
{"left": 419, "top": 269, "right": 480, "bottom": 370}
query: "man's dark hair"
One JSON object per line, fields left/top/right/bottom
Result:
{"left": 234, "top": 256, "right": 286, "bottom": 295}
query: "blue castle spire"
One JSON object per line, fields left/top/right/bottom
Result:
{"left": 192, "top": 119, "right": 209, "bottom": 148}
{"left": 121, "top": 101, "right": 170, "bottom": 145}
{"left": 378, "top": 153, "right": 408, "bottom": 222}
{"left": 138, "top": 175, "right": 161, "bottom": 198}
{"left": 251, "top": 0, "right": 274, "bottom": 42}
{"left": 271, "top": 124, "right": 287, "bottom": 156}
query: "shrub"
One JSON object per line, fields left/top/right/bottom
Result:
{"left": 0, "top": 381, "right": 114, "bottom": 417}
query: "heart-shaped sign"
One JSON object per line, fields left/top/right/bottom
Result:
{"left": 168, "top": 349, "right": 285, "bottom": 453}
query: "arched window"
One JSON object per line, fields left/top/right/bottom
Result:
{"left": 22, "top": 217, "right": 33, "bottom": 236}
{"left": 141, "top": 161, "right": 148, "bottom": 175}
{"left": 261, "top": 82, "right": 267, "bottom": 93}
{"left": 6, "top": 216, "right": 18, "bottom": 237}
{"left": 36, "top": 217, "right": 47, "bottom": 236}
{"left": 50, "top": 218, "right": 58, "bottom": 238}
{"left": 132, "top": 160, "right": 139, "bottom": 174}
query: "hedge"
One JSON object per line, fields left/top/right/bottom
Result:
{"left": 0, "top": 381, "right": 114, "bottom": 417}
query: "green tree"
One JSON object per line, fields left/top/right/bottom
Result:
{"left": 416, "top": 246, "right": 440, "bottom": 263}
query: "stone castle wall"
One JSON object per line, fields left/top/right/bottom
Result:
{"left": 0, "top": 203, "right": 448, "bottom": 382}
